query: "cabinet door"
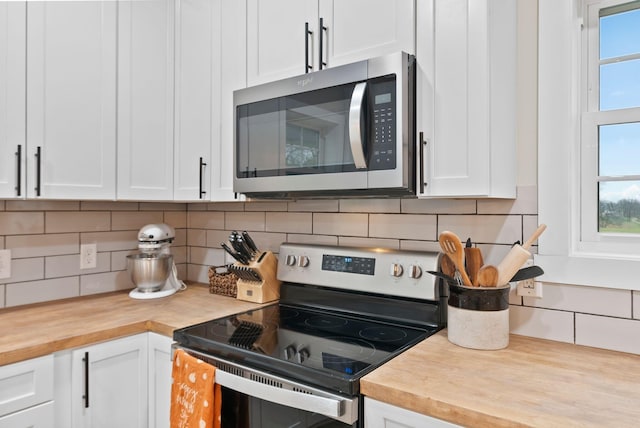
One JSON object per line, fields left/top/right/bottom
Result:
{"left": 0, "top": 355, "right": 53, "bottom": 418}
{"left": 26, "top": 1, "right": 117, "bottom": 199}
{"left": 318, "top": 0, "right": 414, "bottom": 69}
{"left": 246, "top": 0, "right": 318, "bottom": 86}
{"left": 212, "top": 0, "right": 246, "bottom": 201}
{"left": 364, "top": 398, "right": 460, "bottom": 428}
{"left": 148, "top": 333, "right": 173, "bottom": 428}
{"left": 173, "top": 0, "right": 216, "bottom": 201}
{"left": 0, "top": 2, "right": 26, "bottom": 199}
{"left": 416, "top": 0, "right": 516, "bottom": 198}
{"left": 0, "top": 402, "right": 54, "bottom": 428}
{"left": 117, "top": 0, "right": 175, "bottom": 200}
{"left": 71, "top": 334, "right": 148, "bottom": 428}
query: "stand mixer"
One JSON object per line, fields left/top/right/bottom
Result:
{"left": 127, "top": 223, "right": 186, "bottom": 299}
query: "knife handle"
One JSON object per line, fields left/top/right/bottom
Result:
{"left": 242, "top": 231, "right": 259, "bottom": 253}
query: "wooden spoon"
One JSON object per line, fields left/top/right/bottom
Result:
{"left": 438, "top": 231, "right": 472, "bottom": 286}
{"left": 477, "top": 264, "right": 499, "bottom": 287}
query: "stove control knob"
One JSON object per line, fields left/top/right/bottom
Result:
{"left": 389, "top": 263, "right": 403, "bottom": 277}
{"left": 408, "top": 264, "right": 422, "bottom": 279}
{"left": 297, "top": 255, "right": 310, "bottom": 268}
{"left": 283, "top": 345, "right": 296, "bottom": 360}
{"left": 286, "top": 255, "right": 297, "bottom": 266}
{"left": 296, "top": 348, "right": 310, "bottom": 364}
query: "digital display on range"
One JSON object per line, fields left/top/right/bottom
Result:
{"left": 321, "top": 254, "right": 375, "bottom": 275}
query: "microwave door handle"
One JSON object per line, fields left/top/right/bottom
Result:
{"left": 348, "top": 82, "right": 368, "bottom": 169}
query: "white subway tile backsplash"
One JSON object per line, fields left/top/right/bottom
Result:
{"left": 6, "top": 233, "right": 78, "bottom": 258}
{"left": 524, "top": 283, "right": 632, "bottom": 318}
{"left": 399, "top": 240, "right": 441, "bottom": 252}
{"left": 206, "top": 230, "right": 233, "bottom": 248}
{"left": 140, "top": 202, "right": 187, "bottom": 211}
{"left": 6, "top": 200, "right": 80, "bottom": 211}
{"left": 81, "top": 201, "right": 139, "bottom": 211}
{"left": 6, "top": 277, "right": 79, "bottom": 307}
{"left": 7, "top": 258, "right": 44, "bottom": 282}
{"left": 187, "top": 203, "right": 208, "bottom": 211}
{"left": 369, "top": 214, "right": 436, "bottom": 240}
{"left": 338, "top": 237, "right": 399, "bottom": 249}
{"left": 164, "top": 211, "right": 188, "bottom": 228}
{"left": 190, "top": 247, "right": 225, "bottom": 267}
{"left": 205, "top": 202, "right": 245, "bottom": 212}
{"left": 81, "top": 231, "right": 138, "bottom": 252}
{"left": 286, "top": 234, "right": 338, "bottom": 246}
{"left": 188, "top": 264, "right": 211, "bottom": 284}
{"left": 0, "top": 212, "right": 44, "bottom": 235}
{"left": 401, "top": 198, "right": 476, "bottom": 214}
{"left": 112, "top": 250, "right": 136, "bottom": 271}
{"left": 313, "top": 213, "right": 368, "bottom": 237}
{"left": 288, "top": 200, "right": 339, "bottom": 213}
{"left": 340, "top": 199, "right": 400, "bottom": 213}
{"left": 188, "top": 229, "right": 207, "bottom": 247}
{"left": 174, "top": 229, "right": 187, "bottom": 247}
{"left": 0, "top": 285, "right": 4, "bottom": 308}
{"left": 225, "top": 212, "right": 266, "bottom": 231}
{"left": 188, "top": 211, "right": 225, "bottom": 229}
{"left": 111, "top": 211, "right": 164, "bottom": 231}
{"left": 477, "top": 185, "right": 537, "bottom": 214}
{"left": 236, "top": 231, "right": 287, "bottom": 253}
{"left": 576, "top": 314, "right": 640, "bottom": 354}
{"left": 45, "top": 253, "right": 111, "bottom": 278}
{"left": 245, "top": 201, "right": 288, "bottom": 212}
{"left": 46, "top": 212, "right": 110, "bottom": 233}
{"left": 266, "top": 212, "right": 312, "bottom": 234}
{"left": 438, "top": 215, "right": 522, "bottom": 245}
{"left": 81, "top": 271, "right": 132, "bottom": 295}
{"left": 634, "top": 292, "right": 640, "bottom": 319}
{"left": 509, "top": 305, "right": 574, "bottom": 343}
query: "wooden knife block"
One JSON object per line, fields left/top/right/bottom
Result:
{"left": 235, "top": 251, "right": 281, "bottom": 303}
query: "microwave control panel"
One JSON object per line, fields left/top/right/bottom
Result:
{"left": 369, "top": 78, "right": 396, "bottom": 171}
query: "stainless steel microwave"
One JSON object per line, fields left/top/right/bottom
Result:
{"left": 233, "top": 51, "right": 416, "bottom": 199}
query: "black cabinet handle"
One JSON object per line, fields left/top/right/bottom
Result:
{"left": 305, "top": 22, "right": 313, "bottom": 73}
{"left": 199, "top": 157, "right": 207, "bottom": 199}
{"left": 15, "top": 145, "right": 22, "bottom": 197}
{"left": 35, "top": 146, "right": 41, "bottom": 196}
{"left": 319, "top": 17, "right": 327, "bottom": 70}
{"left": 83, "top": 351, "right": 89, "bottom": 408}
{"left": 419, "top": 131, "right": 426, "bottom": 194}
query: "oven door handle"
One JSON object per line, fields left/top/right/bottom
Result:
{"left": 215, "top": 369, "right": 351, "bottom": 422}
{"left": 348, "top": 82, "right": 368, "bottom": 169}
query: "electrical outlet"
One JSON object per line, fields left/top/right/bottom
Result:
{"left": 80, "top": 243, "right": 97, "bottom": 269}
{"left": 515, "top": 258, "right": 543, "bottom": 298}
{"left": 0, "top": 249, "right": 11, "bottom": 279}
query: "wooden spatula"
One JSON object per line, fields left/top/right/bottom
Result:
{"left": 477, "top": 265, "right": 499, "bottom": 287}
{"left": 438, "top": 231, "right": 472, "bottom": 286}
{"left": 464, "top": 239, "right": 484, "bottom": 286}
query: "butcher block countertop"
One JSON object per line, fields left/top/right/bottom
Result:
{"left": 361, "top": 331, "right": 640, "bottom": 428}
{"left": 0, "top": 283, "right": 266, "bottom": 366}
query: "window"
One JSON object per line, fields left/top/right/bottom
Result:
{"left": 537, "top": 0, "right": 640, "bottom": 289}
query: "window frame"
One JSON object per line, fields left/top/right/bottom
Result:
{"left": 536, "top": 0, "right": 640, "bottom": 290}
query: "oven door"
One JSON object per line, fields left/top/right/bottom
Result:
{"left": 175, "top": 346, "right": 359, "bottom": 427}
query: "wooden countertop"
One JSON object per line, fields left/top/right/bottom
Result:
{"left": 361, "top": 331, "right": 640, "bottom": 427}
{"left": 0, "top": 284, "right": 267, "bottom": 366}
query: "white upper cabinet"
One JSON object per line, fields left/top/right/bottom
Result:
{"left": 246, "top": 0, "right": 414, "bottom": 87}
{"left": 173, "top": 0, "right": 217, "bottom": 201}
{"left": 25, "top": 1, "right": 117, "bottom": 200}
{"left": 0, "top": 2, "right": 26, "bottom": 199}
{"left": 416, "top": 0, "right": 516, "bottom": 198}
{"left": 117, "top": 0, "right": 175, "bottom": 201}
{"left": 318, "top": 0, "right": 415, "bottom": 68}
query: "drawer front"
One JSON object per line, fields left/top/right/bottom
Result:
{"left": 0, "top": 401, "right": 54, "bottom": 428}
{"left": 0, "top": 355, "right": 54, "bottom": 416}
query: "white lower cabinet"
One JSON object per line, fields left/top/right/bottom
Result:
{"left": 0, "top": 355, "right": 54, "bottom": 428}
{"left": 54, "top": 332, "right": 174, "bottom": 428}
{"left": 148, "top": 333, "right": 173, "bottom": 428}
{"left": 364, "top": 398, "right": 461, "bottom": 428}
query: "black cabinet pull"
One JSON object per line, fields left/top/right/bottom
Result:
{"left": 319, "top": 17, "right": 327, "bottom": 70}
{"left": 199, "top": 157, "right": 207, "bottom": 199}
{"left": 82, "top": 351, "right": 89, "bottom": 408}
{"left": 15, "top": 145, "right": 22, "bottom": 197}
{"left": 305, "top": 22, "right": 313, "bottom": 73}
{"left": 35, "top": 146, "right": 41, "bottom": 196}
{"left": 419, "top": 131, "right": 426, "bottom": 193}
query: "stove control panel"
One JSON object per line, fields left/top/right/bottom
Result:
{"left": 277, "top": 243, "right": 440, "bottom": 301}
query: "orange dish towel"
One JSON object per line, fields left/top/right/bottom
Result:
{"left": 170, "top": 349, "right": 222, "bottom": 428}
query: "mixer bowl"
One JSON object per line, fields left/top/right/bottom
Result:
{"left": 127, "top": 253, "right": 173, "bottom": 292}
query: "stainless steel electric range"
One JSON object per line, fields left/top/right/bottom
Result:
{"left": 173, "top": 243, "right": 446, "bottom": 427}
